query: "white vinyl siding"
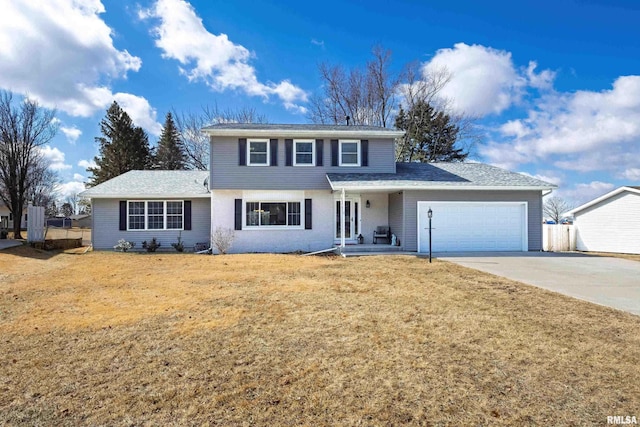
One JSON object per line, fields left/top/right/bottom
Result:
{"left": 574, "top": 192, "right": 640, "bottom": 254}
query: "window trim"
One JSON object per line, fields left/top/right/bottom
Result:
{"left": 247, "top": 139, "right": 270, "bottom": 166}
{"left": 293, "top": 139, "right": 315, "bottom": 166}
{"left": 126, "top": 200, "right": 184, "bottom": 231}
{"left": 339, "top": 139, "right": 361, "bottom": 167}
{"left": 244, "top": 200, "right": 304, "bottom": 230}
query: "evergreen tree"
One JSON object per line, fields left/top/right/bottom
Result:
{"left": 87, "top": 101, "right": 152, "bottom": 186}
{"left": 154, "top": 112, "right": 186, "bottom": 170}
{"left": 395, "top": 101, "right": 467, "bottom": 163}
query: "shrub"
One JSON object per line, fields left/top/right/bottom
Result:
{"left": 114, "top": 239, "right": 135, "bottom": 252}
{"left": 171, "top": 232, "right": 185, "bottom": 252}
{"left": 211, "top": 227, "right": 235, "bottom": 254}
{"left": 142, "top": 237, "right": 161, "bottom": 252}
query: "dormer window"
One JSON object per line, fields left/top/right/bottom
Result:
{"left": 248, "top": 139, "right": 269, "bottom": 166}
{"left": 339, "top": 140, "right": 360, "bottom": 166}
{"left": 294, "top": 140, "right": 315, "bottom": 166}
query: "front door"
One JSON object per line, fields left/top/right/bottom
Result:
{"left": 335, "top": 198, "right": 360, "bottom": 241}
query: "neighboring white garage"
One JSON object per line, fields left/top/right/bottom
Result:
{"left": 566, "top": 186, "right": 640, "bottom": 255}
{"left": 417, "top": 201, "right": 528, "bottom": 252}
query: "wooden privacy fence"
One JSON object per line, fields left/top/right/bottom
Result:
{"left": 543, "top": 224, "right": 575, "bottom": 252}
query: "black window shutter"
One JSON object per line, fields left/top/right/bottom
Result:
{"left": 234, "top": 199, "right": 242, "bottom": 230}
{"left": 270, "top": 139, "right": 278, "bottom": 166}
{"left": 285, "top": 139, "right": 293, "bottom": 166}
{"left": 361, "top": 139, "right": 369, "bottom": 167}
{"left": 331, "top": 139, "right": 338, "bottom": 166}
{"left": 238, "top": 138, "right": 247, "bottom": 166}
{"left": 316, "top": 139, "right": 323, "bottom": 166}
{"left": 184, "top": 201, "right": 192, "bottom": 230}
{"left": 119, "top": 201, "right": 127, "bottom": 231}
{"left": 305, "top": 199, "right": 312, "bottom": 230}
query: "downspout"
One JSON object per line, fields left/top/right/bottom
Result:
{"left": 340, "top": 187, "right": 346, "bottom": 249}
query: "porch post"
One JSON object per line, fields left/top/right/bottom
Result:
{"left": 340, "top": 187, "right": 346, "bottom": 248}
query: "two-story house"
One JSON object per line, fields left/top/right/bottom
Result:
{"left": 81, "top": 123, "right": 556, "bottom": 253}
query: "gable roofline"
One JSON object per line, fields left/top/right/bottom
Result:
{"left": 565, "top": 186, "right": 640, "bottom": 216}
{"left": 202, "top": 123, "right": 405, "bottom": 138}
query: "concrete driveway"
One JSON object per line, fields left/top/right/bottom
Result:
{"left": 0, "top": 240, "right": 22, "bottom": 250}
{"left": 437, "top": 252, "right": 640, "bottom": 316}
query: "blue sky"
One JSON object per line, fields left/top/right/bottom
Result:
{"left": 1, "top": 0, "right": 639, "bottom": 205}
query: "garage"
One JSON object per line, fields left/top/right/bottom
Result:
{"left": 417, "top": 201, "right": 528, "bottom": 252}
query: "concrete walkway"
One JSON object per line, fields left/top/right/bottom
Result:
{"left": 438, "top": 252, "right": 640, "bottom": 316}
{"left": 0, "top": 240, "right": 23, "bottom": 250}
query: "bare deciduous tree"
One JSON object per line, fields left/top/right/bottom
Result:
{"left": 66, "top": 193, "right": 80, "bottom": 216}
{"left": 0, "top": 91, "right": 58, "bottom": 238}
{"left": 544, "top": 196, "right": 573, "bottom": 223}
{"left": 26, "top": 161, "right": 59, "bottom": 213}
{"left": 173, "top": 104, "right": 268, "bottom": 170}
{"left": 308, "top": 45, "right": 398, "bottom": 127}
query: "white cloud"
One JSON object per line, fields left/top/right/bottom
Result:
{"left": 78, "top": 159, "right": 97, "bottom": 169}
{"left": 421, "top": 44, "right": 556, "bottom": 118}
{"left": 525, "top": 61, "right": 556, "bottom": 90}
{"left": 140, "top": 0, "right": 308, "bottom": 112}
{"left": 482, "top": 75, "right": 640, "bottom": 175}
{"left": 556, "top": 181, "right": 616, "bottom": 206}
{"left": 73, "top": 173, "right": 86, "bottom": 182}
{"left": 114, "top": 93, "right": 162, "bottom": 136}
{"left": 422, "top": 43, "right": 527, "bottom": 117}
{"left": 0, "top": 1, "right": 161, "bottom": 135}
{"left": 311, "top": 39, "right": 325, "bottom": 49}
{"left": 40, "top": 145, "right": 71, "bottom": 170}
{"left": 61, "top": 125, "right": 82, "bottom": 144}
{"left": 58, "top": 181, "right": 86, "bottom": 199}
{"left": 620, "top": 168, "right": 640, "bottom": 181}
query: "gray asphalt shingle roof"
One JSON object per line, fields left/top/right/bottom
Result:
{"left": 79, "top": 170, "right": 210, "bottom": 198}
{"left": 327, "top": 162, "right": 557, "bottom": 190}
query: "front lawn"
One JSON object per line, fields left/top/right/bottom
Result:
{"left": 1, "top": 247, "right": 638, "bottom": 425}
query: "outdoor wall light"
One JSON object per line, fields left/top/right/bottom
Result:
{"left": 366, "top": 200, "right": 371, "bottom": 208}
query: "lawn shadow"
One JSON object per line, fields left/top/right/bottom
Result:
{"left": 1, "top": 244, "right": 62, "bottom": 260}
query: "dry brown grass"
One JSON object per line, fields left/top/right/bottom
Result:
{"left": 586, "top": 251, "right": 640, "bottom": 263}
{"left": 1, "top": 247, "right": 639, "bottom": 426}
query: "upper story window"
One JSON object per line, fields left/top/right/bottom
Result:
{"left": 339, "top": 140, "right": 360, "bottom": 166}
{"left": 248, "top": 139, "right": 269, "bottom": 166}
{"left": 127, "top": 200, "right": 183, "bottom": 231}
{"left": 294, "top": 140, "right": 315, "bottom": 166}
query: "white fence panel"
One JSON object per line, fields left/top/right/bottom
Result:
{"left": 543, "top": 224, "right": 575, "bottom": 252}
{"left": 27, "top": 205, "right": 46, "bottom": 242}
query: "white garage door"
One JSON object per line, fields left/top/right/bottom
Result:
{"left": 418, "top": 202, "right": 528, "bottom": 252}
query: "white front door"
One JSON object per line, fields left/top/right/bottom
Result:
{"left": 335, "top": 197, "right": 360, "bottom": 241}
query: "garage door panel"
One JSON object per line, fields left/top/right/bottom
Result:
{"left": 418, "top": 202, "right": 527, "bottom": 252}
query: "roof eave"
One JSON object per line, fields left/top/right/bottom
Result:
{"left": 79, "top": 193, "right": 211, "bottom": 199}
{"left": 202, "top": 128, "right": 405, "bottom": 138}
{"left": 566, "top": 186, "right": 640, "bottom": 215}
{"left": 328, "top": 183, "right": 557, "bottom": 192}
